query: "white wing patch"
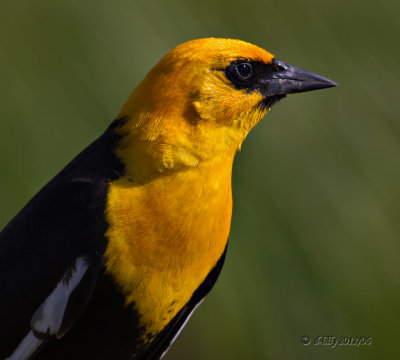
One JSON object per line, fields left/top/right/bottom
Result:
{"left": 6, "top": 331, "right": 42, "bottom": 360}
{"left": 7, "top": 256, "right": 89, "bottom": 360}
{"left": 31, "top": 256, "right": 89, "bottom": 336}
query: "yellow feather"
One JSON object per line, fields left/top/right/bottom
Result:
{"left": 104, "top": 38, "right": 273, "bottom": 340}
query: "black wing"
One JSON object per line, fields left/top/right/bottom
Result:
{"left": 0, "top": 118, "right": 125, "bottom": 359}
{"left": 0, "top": 175, "right": 109, "bottom": 359}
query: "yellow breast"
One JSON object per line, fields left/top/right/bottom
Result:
{"left": 104, "top": 154, "right": 233, "bottom": 340}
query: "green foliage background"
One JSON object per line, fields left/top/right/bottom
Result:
{"left": 0, "top": 0, "right": 399, "bottom": 359}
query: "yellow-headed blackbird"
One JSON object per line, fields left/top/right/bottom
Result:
{"left": 0, "top": 38, "right": 336, "bottom": 360}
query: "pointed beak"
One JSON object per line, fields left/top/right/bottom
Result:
{"left": 262, "top": 59, "right": 337, "bottom": 97}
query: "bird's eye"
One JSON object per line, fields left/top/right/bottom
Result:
{"left": 235, "top": 63, "right": 253, "bottom": 79}
{"left": 224, "top": 60, "right": 255, "bottom": 89}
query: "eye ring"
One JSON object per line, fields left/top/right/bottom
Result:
{"left": 235, "top": 62, "right": 253, "bottom": 80}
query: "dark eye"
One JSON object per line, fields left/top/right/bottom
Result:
{"left": 235, "top": 62, "right": 253, "bottom": 79}
{"left": 224, "top": 60, "right": 255, "bottom": 89}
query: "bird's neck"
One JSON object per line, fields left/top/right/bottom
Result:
{"left": 112, "top": 90, "right": 254, "bottom": 184}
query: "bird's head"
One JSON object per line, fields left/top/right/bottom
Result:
{"left": 117, "top": 38, "right": 336, "bottom": 178}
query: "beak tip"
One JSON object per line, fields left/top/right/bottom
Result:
{"left": 314, "top": 74, "right": 338, "bottom": 89}
{"left": 327, "top": 79, "right": 338, "bottom": 88}
{"left": 309, "top": 75, "right": 338, "bottom": 92}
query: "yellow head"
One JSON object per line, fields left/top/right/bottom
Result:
{"left": 116, "top": 38, "right": 336, "bottom": 180}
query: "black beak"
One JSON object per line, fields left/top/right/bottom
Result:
{"left": 262, "top": 59, "right": 337, "bottom": 97}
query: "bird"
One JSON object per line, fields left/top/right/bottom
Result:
{"left": 0, "top": 38, "right": 336, "bottom": 360}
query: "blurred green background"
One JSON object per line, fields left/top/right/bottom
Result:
{"left": 1, "top": 0, "right": 399, "bottom": 359}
